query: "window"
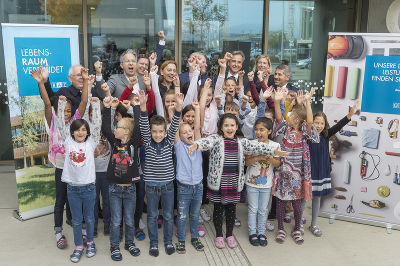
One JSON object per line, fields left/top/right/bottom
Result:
{"left": 181, "top": 0, "right": 264, "bottom": 76}
{"left": 87, "top": 0, "right": 175, "bottom": 79}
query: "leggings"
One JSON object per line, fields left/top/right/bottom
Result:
{"left": 276, "top": 198, "right": 302, "bottom": 231}
{"left": 213, "top": 203, "right": 236, "bottom": 237}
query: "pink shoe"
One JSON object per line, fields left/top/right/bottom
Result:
{"left": 198, "top": 225, "right": 206, "bottom": 238}
{"left": 215, "top": 237, "right": 225, "bottom": 249}
{"left": 226, "top": 236, "right": 237, "bottom": 248}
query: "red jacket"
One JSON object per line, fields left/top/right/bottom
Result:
{"left": 119, "top": 86, "right": 155, "bottom": 116}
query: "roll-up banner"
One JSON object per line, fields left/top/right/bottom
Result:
{"left": 321, "top": 33, "right": 400, "bottom": 231}
{"left": 1, "top": 23, "right": 79, "bottom": 220}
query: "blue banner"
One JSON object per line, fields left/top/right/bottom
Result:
{"left": 361, "top": 55, "right": 400, "bottom": 115}
{"left": 14, "top": 37, "right": 71, "bottom": 96}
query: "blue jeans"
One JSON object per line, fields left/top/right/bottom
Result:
{"left": 67, "top": 183, "right": 96, "bottom": 247}
{"left": 146, "top": 181, "right": 174, "bottom": 247}
{"left": 176, "top": 182, "right": 203, "bottom": 242}
{"left": 94, "top": 172, "right": 110, "bottom": 233}
{"left": 109, "top": 184, "right": 136, "bottom": 248}
{"left": 247, "top": 185, "right": 271, "bottom": 236}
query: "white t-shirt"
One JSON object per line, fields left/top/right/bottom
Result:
{"left": 245, "top": 140, "right": 280, "bottom": 189}
{"left": 61, "top": 136, "right": 98, "bottom": 185}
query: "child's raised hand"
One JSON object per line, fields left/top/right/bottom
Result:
{"left": 121, "top": 100, "right": 130, "bottom": 110}
{"left": 247, "top": 71, "right": 254, "bottom": 82}
{"left": 131, "top": 95, "right": 140, "bottom": 106}
{"left": 188, "top": 56, "right": 196, "bottom": 70}
{"left": 41, "top": 64, "right": 49, "bottom": 81}
{"left": 262, "top": 86, "right": 274, "bottom": 101}
{"left": 238, "top": 70, "right": 245, "bottom": 79}
{"left": 143, "top": 70, "right": 151, "bottom": 88}
{"left": 158, "top": 30, "right": 165, "bottom": 40}
{"left": 204, "top": 78, "right": 212, "bottom": 89}
{"left": 348, "top": 99, "right": 360, "bottom": 118}
{"left": 224, "top": 52, "right": 233, "bottom": 61}
{"left": 138, "top": 89, "right": 148, "bottom": 108}
{"left": 305, "top": 87, "right": 316, "bottom": 103}
{"left": 59, "top": 95, "right": 67, "bottom": 102}
{"left": 101, "top": 82, "right": 110, "bottom": 93}
{"left": 31, "top": 67, "right": 43, "bottom": 83}
{"left": 281, "top": 87, "right": 288, "bottom": 100}
{"left": 90, "top": 97, "right": 99, "bottom": 102}
{"left": 257, "top": 71, "right": 264, "bottom": 82}
{"left": 103, "top": 96, "right": 112, "bottom": 108}
{"left": 241, "top": 95, "right": 249, "bottom": 104}
{"left": 192, "top": 101, "right": 200, "bottom": 110}
{"left": 88, "top": 74, "right": 95, "bottom": 88}
{"left": 175, "top": 92, "right": 184, "bottom": 111}
{"left": 296, "top": 90, "right": 305, "bottom": 106}
{"left": 128, "top": 76, "right": 138, "bottom": 89}
{"left": 149, "top": 52, "right": 157, "bottom": 66}
{"left": 273, "top": 146, "right": 289, "bottom": 157}
{"left": 111, "top": 97, "right": 120, "bottom": 109}
{"left": 150, "top": 65, "right": 158, "bottom": 74}
{"left": 218, "top": 58, "right": 227, "bottom": 68}
{"left": 274, "top": 87, "right": 284, "bottom": 102}
{"left": 215, "top": 95, "right": 222, "bottom": 106}
{"left": 173, "top": 74, "right": 180, "bottom": 87}
{"left": 81, "top": 68, "right": 89, "bottom": 80}
{"left": 94, "top": 60, "right": 102, "bottom": 75}
{"left": 188, "top": 143, "right": 198, "bottom": 155}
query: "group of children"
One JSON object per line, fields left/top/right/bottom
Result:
{"left": 31, "top": 50, "right": 360, "bottom": 263}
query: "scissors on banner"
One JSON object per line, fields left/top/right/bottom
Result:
{"left": 346, "top": 194, "right": 355, "bottom": 214}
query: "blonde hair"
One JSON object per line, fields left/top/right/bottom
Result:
{"left": 119, "top": 117, "right": 135, "bottom": 139}
{"left": 253, "top": 54, "right": 272, "bottom": 72}
{"left": 158, "top": 60, "right": 178, "bottom": 84}
{"left": 224, "top": 101, "right": 239, "bottom": 113}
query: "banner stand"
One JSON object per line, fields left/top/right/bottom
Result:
{"left": 13, "top": 206, "right": 55, "bottom": 221}
{"left": 319, "top": 212, "right": 397, "bottom": 234}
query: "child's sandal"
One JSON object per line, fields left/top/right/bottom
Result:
{"left": 291, "top": 230, "right": 304, "bottom": 245}
{"left": 56, "top": 235, "right": 67, "bottom": 249}
{"left": 275, "top": 230, "right": 286, "bottom": 244}
{"left": 215, "top": 237, "right": 225, "bottom": 249}
{"left": 309, "top": 225, "right": 322, "bottom": 237}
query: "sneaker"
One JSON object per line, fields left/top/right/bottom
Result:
{"left": 139, "top": 219, "right": 146, "bottom": 230}
{"left": 149, "top": 245, "right": 159, "bottom": 257}
{"left": 249, "top": 234, "right": 259, "bottom": 246}
{"left": 198, "top": 225, "right": 206, "bottom": 238}
{"left": 200, "top": 208, "right": 211, "bottom": 222}
{"left": 56, "top": 234, "right": 67, "bottom": 249}
{"left": 266, "top": 221, "right": 275, "bottom": 231}
{"left": 70, "top": 249, "right": 83, "bottom": 263}
{"left": 165, "top": 244, "right": 175, "bottom": 255}
{"left": 234, "top": 218, "right": 241, "bottom": 227}
{"left": 135, "top": 229, "right": 146, "bottom": 241}
{"left": 284, "top": 214, "right": 291, "bottom": 223}
{"left": 125, "top": 243, "right": 140, "bottom": 256}
{"left": 157, "top": 215, "right": 163, "bottom": 229}
{"left": 191, "top": 238, "right": 204, "bottom": 251}
{"left": 86, "top": 242, "right": 96, "bottom": 258}
{"left": 176, "top": 241, "right": 186, "bottom": 254}
{"left": 110, "top": 246, "right": 122, "bottom": 261}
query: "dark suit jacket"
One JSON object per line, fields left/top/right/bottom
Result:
{"left": 178, "top": 72, "right": 211, "bottom": 96}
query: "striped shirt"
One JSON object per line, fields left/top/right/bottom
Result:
{"left": 139, "top": 110, "right": 181, "bottom": 183}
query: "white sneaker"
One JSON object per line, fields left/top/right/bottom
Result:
{"left": 198, "top": 215, "right": 204, "bottom": 224}
{"left": 200, "top": 208, "right": 211, "bottom": 222}
{"left": 139, "top": 219, "right": 146, "bottom": 230}
{"left": 266, "top": 221, "right": 275, "bottom": 231}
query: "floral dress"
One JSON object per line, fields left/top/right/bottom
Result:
{"left": 271, "top": 118, "right": 319, "bottom": 201}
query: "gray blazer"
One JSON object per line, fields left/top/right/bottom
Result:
{"left": 107, "top": 73, "right": 129, "bottom": 98}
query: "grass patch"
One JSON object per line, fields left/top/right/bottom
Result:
{"left": 16, "top": 165, "right": 55, "bottom": 213}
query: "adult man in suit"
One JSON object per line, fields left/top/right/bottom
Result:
{"left": 225, "top": 50, "right": 250, "bottom": 90}
{"left": 179, "top": 52, "right": 211, "bottom": 96}
{"left": 92, "top": 31, "right": 166, "bottom": 98}
{"left": 273, "top": 64, "right": 299, "bottom": 92}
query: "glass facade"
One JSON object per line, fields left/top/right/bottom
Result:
{"left": 0, "top": 0, "right": 360, "bottom": 161}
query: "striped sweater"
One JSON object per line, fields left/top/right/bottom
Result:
{"left": 139, "top": 110, "right": 181, "bottom": 182}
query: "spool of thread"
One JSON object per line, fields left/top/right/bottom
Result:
{"left": 348, "top": 67, "right": 360, "bottom": 100}
{"left": 324, "top": 65, "right": 334, "bottom": 97}
{"left": 336, "top": 66, "right": 348, "bottom": 98}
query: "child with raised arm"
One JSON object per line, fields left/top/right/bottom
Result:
{"left": 271, "top": 88, "right": 319, "bottom": 245}
{"left": 307, "top": 99, "right": 360, "bottom": 237}
{"left": 31, "top": 66, "right": 87, "bottom": 251}
{"left": 138, "top": 89, "right": 183, "bottom": 257}
{"left": 57, "top": 69, "right": 101, "bottom": 262}
{"left": 188, "top": 114, "right": 287, "bottom": 249}
{"left": 101, "top": 96, "right": 142, "bottom": 261}
{"left": 174, "top": 102, "right": 205, "bottom": 254}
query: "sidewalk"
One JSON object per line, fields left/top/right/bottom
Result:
{"left": 1, "top": 167, "right": 399, "bottom": 266}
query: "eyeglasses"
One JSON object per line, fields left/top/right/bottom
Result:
{"left": 123, "top": 60, "right": 136, "bottom": 63}
{"left": 70, "top": 73, "right": 82, "bottom": 77}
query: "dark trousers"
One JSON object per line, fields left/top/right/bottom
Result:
{"left": 213, "top": 203, "right": 236, "bottom": 237}
{"left": 134, "top": 177, "right": 145, "bottom": 229}
{"left": 54, "top": 168, "right": 72, "bottom": 232}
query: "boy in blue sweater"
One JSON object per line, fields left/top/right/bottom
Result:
{"left": 138, "top": 89, "right": 183, "bottom": 257}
